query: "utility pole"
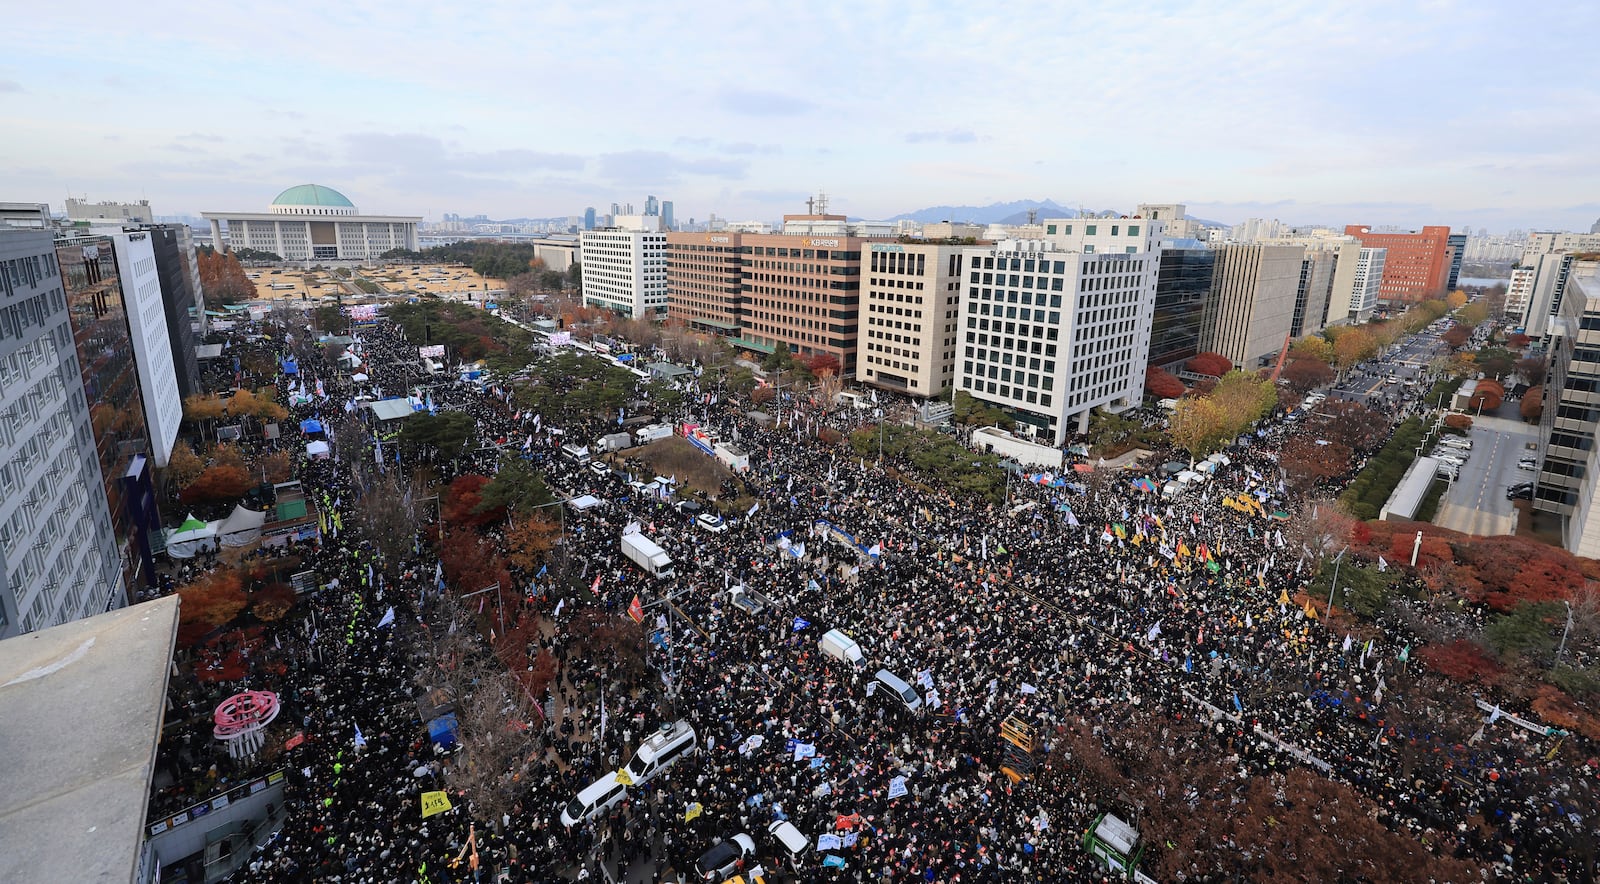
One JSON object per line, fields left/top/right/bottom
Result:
{"left": 1557, "top": 600, "right": 1574, "bottom": 666}
{"left": 1410, "top": 530, "right": 1423, "bottom": 567}
{"left": 1326, "top": 547, "right": 1347, "bottom": 617}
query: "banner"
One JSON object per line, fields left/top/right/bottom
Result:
{"left": 420, "top": 790, "right": 453, "bottom": 818}
{"left": 418, "top": 344, "right": 446, "bottom": 359}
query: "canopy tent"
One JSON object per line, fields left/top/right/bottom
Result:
{"left": 281, "top": 358, "right": 299, "bottom": 376}
{"left": 165, "top": 514, "right": 218, "bottom": 559}
{"left": 568, "top": 494, "right": 603, "bottom": 511}
{"left": 299, "top": 419, "right": 324, "bottom": 435}
{"left": 216, "top": 504, "right": 267, "bottom": 548}
{"left": 336, "top": 351, "right": 362, "bottom": 368}
{"left": 195, "top": 343, "right": 225, "bottom": 360}
{"left": 305, "top": 440, "right": 331, "bottom": 459}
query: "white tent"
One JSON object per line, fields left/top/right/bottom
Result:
{"left": 350, "top": 372, "right": 369, "bottom": 382}
{"left": 306, "top": 440, "right": 331, "bottom": 459}
{"left": 217, "top": 504, "right": 267, "bottom": 548}
{"left": 165, "top": 514, "right": 218, "bottom": 559}
{"left": 567, "top": 494, "right": 603, "bottom": 511}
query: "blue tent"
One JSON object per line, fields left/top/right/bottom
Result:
{"left": 299, "top": 419, "right": 324, "bottom": 435}
{"left": 614, "top": 353, "right": 635, "bottom": 362}
{"left": 282, "top": 358, "right": 299, "bottom": 376}
{"left": 427, "top": 714, "right": 459, "bottom": 749}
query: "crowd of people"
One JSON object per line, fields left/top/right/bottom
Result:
{"left": 147, "top": 312, "right": 1595, "bottom": 883}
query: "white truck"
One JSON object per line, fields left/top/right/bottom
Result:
{"left": 635, "top": 423, "right": 674, "bottom": 445}
{"left": 819, "top": 629, "right": 866, "bottom": 672}
{"left": 620, "top": 531, "right": 675, "bottom": 579}
{"left": 597, "top": 432, "right": 634, "bottom": 452}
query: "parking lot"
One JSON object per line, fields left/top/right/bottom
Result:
{"left": 1430, "top": 415, "right": 1541, "bottom": 536}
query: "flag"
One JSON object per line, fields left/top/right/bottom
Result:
{"left": 614, "top": 768, "right": 634, "bottom": 786}
{"left": 684, "top": 802, "right": 703, "bottom": 822}
{"left": 747, "top": 502, "right": 760, "bottom": 518}
{"left": 376, "top": 606, "right": 396, "bottom": 629}
{"left": 792, "top": 616, "right": 811, "bottom": 632}
{"left": 1232, "top": 693, "right": 1243, "bottom": 713}
{"left": 1488, "top": 704, "right": 1503, "bottom": 724}
{"left": 817, "top": 834, "right": 843, "bottom": 851}
{"left": 835, "top": 812, "right": 861, "bottom": 830}
{"left": 888, "top": 776, "right": 908, "bottom": 799}
{"left": 1146, "top": 621, "right": 1162, "bottom": 642}
{"left": 823, "top": 855, "right": 847, "bottom": 869}
{"left": 1398, "top": 645, "right": 1410, "bottom": 663}
{"left": 591, "top": 574, "right": 603, "bottom": 595}
{"left": 1378, "top": 555, "right": 1389, "bottom": 572}
{"left": 793, "top": 742, "right": 816, "bottom": 761}
{"left": 354, "top": 724, "right": 367, "bottom": 749}
{"left": 1064, "top": 507, "right": 1080, "bottom": 527}
{"left": 1019, "top": 683, "right": 1038, "bottom": 695}
{"left": 1278, "top": 588, "right": 1291, "bottom": 606}
{"left": 628, "top": 595, "right": 644, "bottom": 624}
{"left": 1303, "top": 600, "right": 1318, "bottom": 620}
{"left": 1342, "top": 634, "right": 1353, "bottom": 653}
{"left": 553, "top": 598, "right": 565, "bottom": 618}
{"left": 420, "top": 791, "right": 453, "bottom": 818}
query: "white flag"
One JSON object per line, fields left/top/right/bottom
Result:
{"left": 376, "top": 606, "right": 395, "bottom": 629}
{"left": 1146, "top": 621, "right": 1162, "bottom": 642}
{"left": 1377, "top": 556, "right": 1388, "bottom": 572}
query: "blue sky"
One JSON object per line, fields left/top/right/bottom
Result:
{"left": 3, "top": 1, "right": 1597, "bottom": 233}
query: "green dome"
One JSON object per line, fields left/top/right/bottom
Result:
{"left": 271, "top": 184, "right": 355, "bottom": 208}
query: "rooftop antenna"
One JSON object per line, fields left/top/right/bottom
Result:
{"left": 1027, "top": 209, "right": 1038, "bottom": 226}
{"left": 815, "top": 191, "right": 829, "bottom": 216}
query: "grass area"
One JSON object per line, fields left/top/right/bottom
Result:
{"left": 1416, "top": 478, "right": 1450, "bottom": 522}
{"left": 622, "top": 436, "right": 733, "bottom": 500}
{"left": 1339, "top": 416, "right": 1425, "bottom": 520}
{"left": 1305, "top": 555, "right": 1411, "bottom": 618}
{"left": 353, "top": 278, "right": 381, "bottom": 293}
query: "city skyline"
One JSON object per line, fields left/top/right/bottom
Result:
{"left": 4, "top": 1, "right": 1598, "bottom": 232}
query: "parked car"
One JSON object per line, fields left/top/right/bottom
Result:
{"left": 1507, "top": 486, "right": 1534, "bottom": 500}
{"left": 695, "top": 512, "right": 729, "bottom": 533}
{"left": 589, "top": 460, "right": 610, "bottom": 477}
{"left": 695, "top": 833, "right": 756, "bottom": 881}
{"left": 1517, "top": 458, "right": 1538, "bottom": 471}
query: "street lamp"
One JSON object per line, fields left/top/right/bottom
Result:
{"left": 1327, "top": 546, "right": 1348, "bottom": 617}
{"left": 1557, "top": 600, "right": 1574, "bottom": 666}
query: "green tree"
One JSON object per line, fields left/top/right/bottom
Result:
{"left": 1485, "top": 601, "right": 1564, "bottom": 661}
{"left": 762, "top": 342, "right": 796, "bottom": 372}
{"left": 567, "top": 262, "right": 582, "bottom": 288}
{"left": 1169, "top": 397, "right": 1231, "bottom": 457}
{"left": 478, "top": 453, "right": 555, "bottom": 518}
{"left": 399, "top": 411, "right": 477, "bottom": 463}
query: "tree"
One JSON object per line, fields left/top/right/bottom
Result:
{"left": 566, "top": 261, "right": 581, "bottom": 289}
{"left": 1474, "top": 347, "right": 1517, "bottom": 380}
{"left": 1209, "top": 370, "right": 1277, "bottom": 433}
{"left": 1290, "top": 336, "right": 1335, "bottom": 364}
{"left": 1169, "top": 396, "right": 1231, "bottom": 457}
{"left": 443, "top": 474, "right": 502, "bottom": 528}
{"left": 1447, "top": 290, "right": 1469, "bottom": 309}
{"left": 1517, "top": 356, "right": 1547, "bottom": 387}
{"left": 1332, "top": 327, "right": 1377, "bottom": 372}
{"left": 355, "top": 470, "right": 427, "bottom": 565}
{"left": 259, "top": 450, "right": 293, "bottom": 484}
{"left": 180, "top": 464, "right": 252, "bottom": 504}
{"left": 1508, "top": 332, "right": 1533, "bottom": 349}
{"left": 1280, "top": 435, "right": 1353, "bottom": 492}
{"left": 762, "top": 342, "right": 796, "bottom": 372}
{"left": 505, "top": 515, "right": 562, "bottom": 574}
{"left": 801, "top": 351, "right": 841, "bottom": 377}
{"left": 195, "top": 247, "right": 256, "bottom": 305}
{"left": 1186, "top": 351, "right": 1233, "bottom": 378}
{"left": 478, "top": 454, "right": 555, "bottom": 519}
{"left": 1143, "top": 365, "right": 1187, "bottom": 399}
{"left": 400, "top": 411, "right": 477, "bottom": 463}
{"left": 175, "top": 569, "right": 248, "bottom": 647}
{"left": 1308, "top": 399, "right": 1389, "bottom": 451}
{"left": 166, "top": 443, "right": 205, "bottom": 490}
{"left": 1468, "top": 379, "right": 1505, "bottom": 412}
{"left": 1458, "top": 301, "right": 1490, "bottom": 325}
{"left": 1279, "top": 356, "right": 1334, "bottom": 393}
{"left": 1521, "top": 385, "right": 1545, "bottom": 422}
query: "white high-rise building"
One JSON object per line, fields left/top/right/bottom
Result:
{"left": 108, "top": 232, "right": 181, "bottom": 468}
{"left": 579, "top": 215, "right": 667, "bottom": 319}
{"left": 0, "top": 229, "right": 124, "bottom": 638}
{"left": 956, "top": 239, "right": 1157, "bottom": 445}
{"left": 1506, "top": 266, "right": 1537, "bottom": 321}
{"left": 1325, "top": 246, "right": 1386, "bottom": 325}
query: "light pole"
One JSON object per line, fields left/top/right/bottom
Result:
{"left": 642, "top": 586, "right": 692, "bottom": 703}
{"left": 1557, "top": 600, "right": 1574, "bottom": 666}
{"left": 1326, "top": 547, "right": 1348, "bottom": 618}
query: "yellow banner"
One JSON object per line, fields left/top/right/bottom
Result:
{"left": 421, "top": 790, "right": 453, "bottom": 818}
{"left": 615, "top": 768, "right": 634, "bottom": 786}
{"left": 684, "top": 802, "right": 703, "bottom": 822}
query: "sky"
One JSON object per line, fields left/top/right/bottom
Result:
{"left": 4, "top": 1, "right": 1598, "bottom": 233}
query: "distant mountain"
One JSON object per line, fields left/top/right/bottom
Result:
{"left": 886, "top": 199, "right": 1079, "bottom": 225}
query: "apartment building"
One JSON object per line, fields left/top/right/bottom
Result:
{"left": 1201, "top": 244, "right": 1305, "bottom": 370}
{"left": 956, "top": 240, "right": 1157, "bottom": 445}
{"left": 859, "top": 242, "right": 966, "bottom": 398}
{"left": 1343, "top": 225, "right": 1454, "bottom": 306}
{"left": 0, "top": 229, "right": 124, "bottom": 638}
{"left": 580, "top": 215, "right": 668, "bottom": 319}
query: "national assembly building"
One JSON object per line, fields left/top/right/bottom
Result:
{"left": 202, "top": 184, "right": 420, "bottom": 261}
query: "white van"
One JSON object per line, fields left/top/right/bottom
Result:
{"left": 560, "top": 771, "right": 627, "bottom": 827}
{"left": 622, "top": 720, "right": 696, "bottom": 786}
{"left": 819, "top": 629, "right": 866, "bottom": 672}
{"left": 768, "top": 819, "right": 808, "bottom": 866}
{"left": 872, "top": 669, "right": 923, "bottom": 714}
{"left": 560, "top": 443, "right": 591, "bottom": 464}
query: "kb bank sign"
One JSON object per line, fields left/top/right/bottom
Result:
{"left": 802, "top": 238, "right": 841, "bottom": 248}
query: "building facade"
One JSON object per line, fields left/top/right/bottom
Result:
{"left": 1323, "top": 245, "right": 1386, "bottom": 325}
{"left": 664, "top": 232, "right": 745, "bottom": 336}
{"left": 1446, "top": 232, "right": 1467, "bottom": 291}
{"left": 1343, "top": 225, "right": 1454, "bottom": 306}
{"left": 1042, "top": 217, "right": 1165, "bottom": 255}
{"left": 579, "top": 217, "right": 667, "bottom": 319}
{"left": 1506, "top": 266, "right": 1537, "bottom": 323}
{"left": 109, "top": 232, "right": 181, "bottom": 468}
{"left": 0, "top": 229, "right": 124, "bottom": 637}
{"left": 64, "top": 199, "right": 153, "bottom": 224}
{"left": 956, "top": 240, "right": 1157, "bottom": 445}
{"left": 203, "top": 184, "right": 420, "bottom": 262}
{"left": 1201, "top": 244, "right": 1305, "bottom": 370}
{"left": 859, "top": 242, "right": 965, "bottom": 398}
{"left": 143, "top": 225, "right": 204, "bottom": 400}
{"left": 1148, "top": 247, "right": 1213, "bottom": 369}
{"left": 735, "top": 225, "right": 877, "bottom": 375}
{"left": 1291, "top": 249, "right": 1336, "bottom": 338}
{"left": 1534, "top": 265, "right": 1600, "bottom": 556}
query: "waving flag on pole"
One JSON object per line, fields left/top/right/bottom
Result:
{"left": 628, "top": 595, "right": 644, "bottom": 623}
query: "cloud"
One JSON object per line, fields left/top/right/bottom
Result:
{"left": 597, "top": 150, "right": 747, "bottom": 187}
{"left": 0, "top": 80, "right": 20, "bottom": 93}
{"left": 717, "top": 88, "right": 814, "bottom": 117}
{"left": 342, "top": 133, "right": 584, "bottom": 174}
{"left": 738, "top": 188, "right": 812, "bottom": 204}
{"left": 905, "top": 129, "right": 978, "bottom": 145}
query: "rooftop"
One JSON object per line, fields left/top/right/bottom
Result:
{"left": 0, "top": 596, "right": 179, "bottom": 884}
{"left": 271, "top": 183, "right": 354, "bottom": 209}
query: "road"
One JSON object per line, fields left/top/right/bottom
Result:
{"left": 1330, "top": 331, "right": 1444, "bottom": 407}
{"left": 1432, "top": 415, "right": 1540, "bottom": 536}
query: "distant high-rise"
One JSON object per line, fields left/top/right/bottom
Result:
{"left": 644, "top": 195, "right": 660, "bottom": 217}
{"left": 1591, "top": 218, "right": 1600, "bottom": 235}
{"left": 583, "top": 207, "right": 596, "bottom": 230}
{"left": 661, "top": 201, "right": 674, "bottom": 232}
{"left": 1343, "top": 225, "right": 1454, "bottom": 306}
{"left": 64, "top": 198, "right": 153, "bottom": 224}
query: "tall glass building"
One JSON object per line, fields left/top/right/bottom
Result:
{"left": 1148, "top": 247, "right": 1213, "bottom": 369}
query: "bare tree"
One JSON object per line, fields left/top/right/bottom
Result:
{"left": 354, "top": 469, "right": 428, "bottom": 566}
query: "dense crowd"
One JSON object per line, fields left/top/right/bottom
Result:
{"left": 148, "top": 313, "right": 1594, "bottom": 883}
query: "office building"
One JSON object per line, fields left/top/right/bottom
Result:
{"left": 1323, "top": 244, "right": 1386, "bottom": 325}
{"left": 203, "top": 184, "right": 420, "bottom": 261}
{"left": 956, "top": 239, "right": 1157, "bottom": 445}
{"left": 859, "top": 242, "right": 966, "bottom": 397}
{"left": 107, "top": 232, "right": 182, "bottom": 468}
{"left": 644, "top": 196, "right": 660, "bottom": 217}
{"left": 1042, "top": 216, "right": 1165, "bottom": 255}
{"left": 64, "top": 198, "right": 153, "bottom": 224}
{"left": 736, "top": 222, "right": 877, "bottom": 375}
{"left": 1292, "top": 248, "right": 1336, "bottom": 338}
{"left": 1520, "top": 252, "right": 1577, "bottom": 339}
{"left": 1200, "top": 244, "right": 1305, "bottom": 370}
{"left": 141, "top": 225, "right": 205, "bottom": 399}
{"left": 0, "top": 203, "right": 50, "bottom": 229}
{"left": 1147, "top": 246, "right": 1213, "bottom": 369}
{"left": 55, "top": 233, "right": 163, "bottom": 596}
{"left": 1534, "top": 264, "right": 1600, "bottom": 556}
{"left": 661, "top": 201, "right": 674, "bottom": 232}
{"left": 1524, "top": 231, "right": 1600, "bottom": 259}
{"left": 583, "top": 207, "right": 596, "bottom": 231}
{"left": 579, "top": 215, "right": 667, "bottom": 318}
{"left": 532, "top": 236, "right": 580, "bottom": 273}
{"left": 1506, "top": 266, "right": 1536, "bottom": 322}
{"left": 0, "top": 229, "right": 125, "bottom": 637}
{"left": 1446, "top": 232, "right": 1467, "bottom": 291}
{"left": 920, "top": 222, "right": 986, "bottom": 241}
{"left": 665, "top": 231, "right": 745, "bottom": 337}
{"left": 1343, "top": 225, "right": 1454, "bottom": 306}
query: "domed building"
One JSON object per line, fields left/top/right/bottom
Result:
{"left": 203, "top": 185, "right": 419, "bottom": 261}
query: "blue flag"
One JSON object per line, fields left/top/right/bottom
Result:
{"left": 823, "top": 855, "right": 846, "bottom": 869}
{"left": 1232, "top": 693, "right": 1243, "bottom": 713}
{"left": 792, "top": 617, "right": 811, "bottom": 632}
